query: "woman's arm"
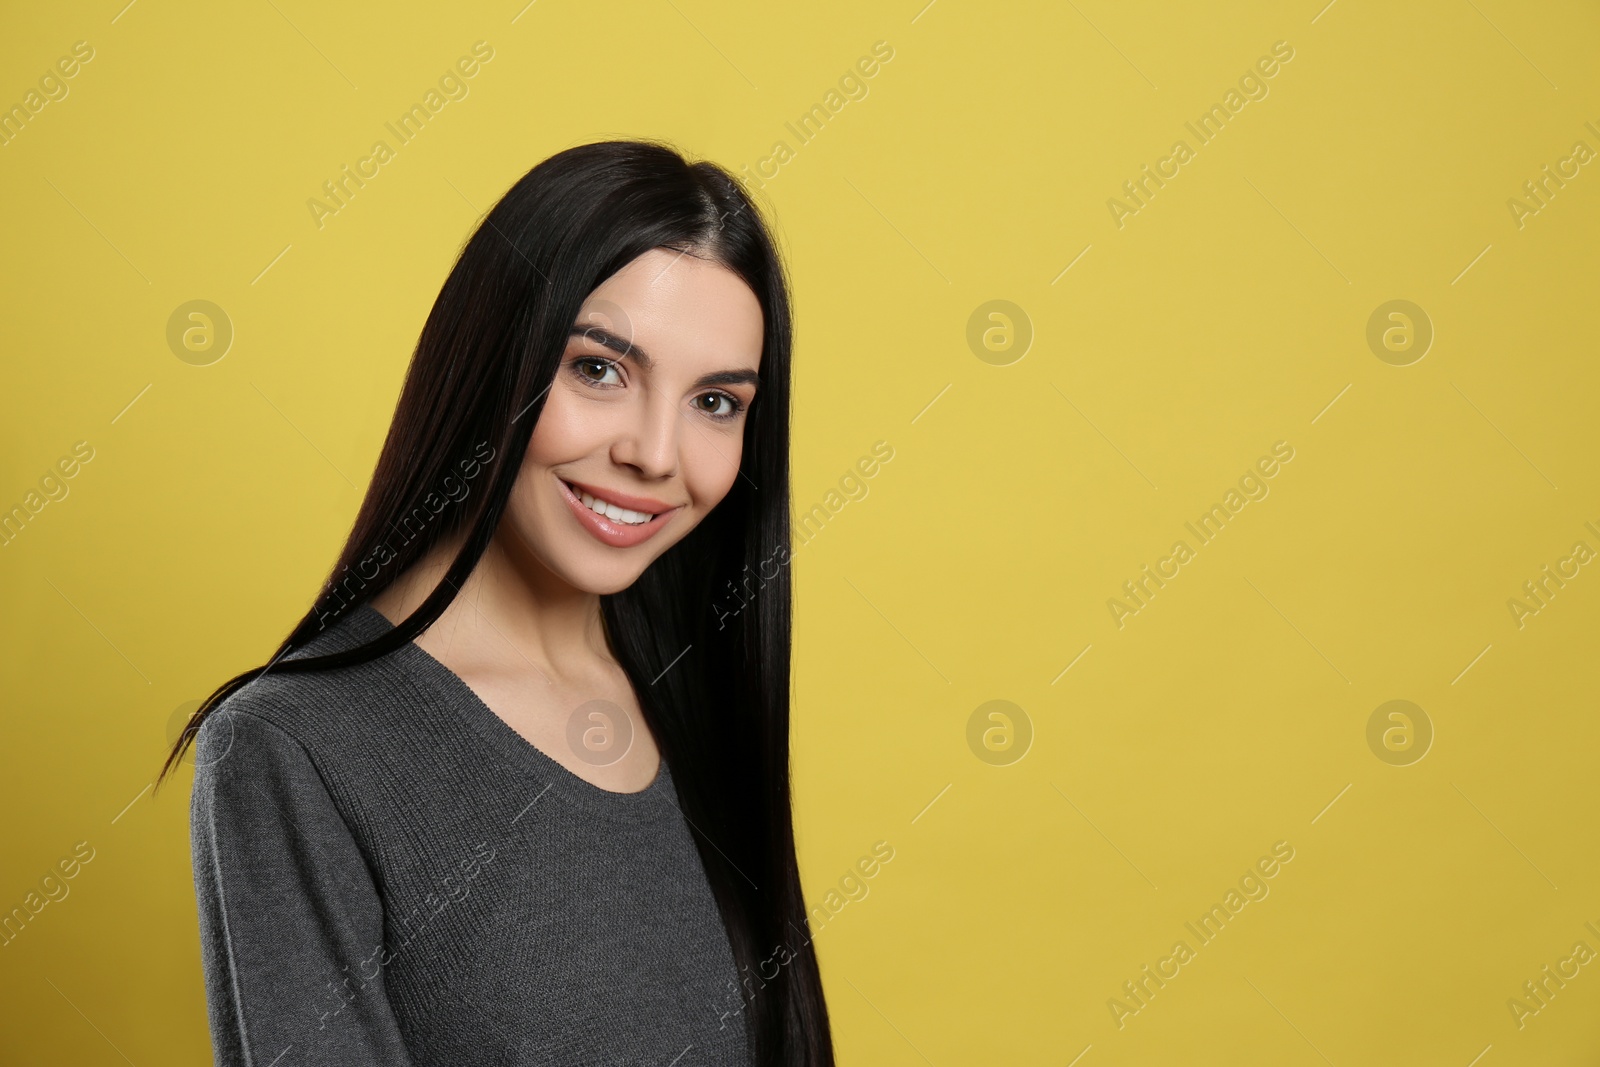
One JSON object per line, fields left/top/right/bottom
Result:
{"left": 190, "top": 701, "right": 416, "bottom": 1066}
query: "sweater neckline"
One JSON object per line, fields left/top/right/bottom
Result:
{"left": 345, "top": 600, "right": 677, "bottom": 824}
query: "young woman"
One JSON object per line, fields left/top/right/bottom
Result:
{"left": 158, "top": 140, "right": 835, "bottom": 1067}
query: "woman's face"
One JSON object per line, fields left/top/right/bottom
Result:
{"left": 497, "top": 247, "right": 765, "bottom": 595}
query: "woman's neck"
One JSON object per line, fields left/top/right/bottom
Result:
{"left": 369, "top": 525, "right": 614, "bottom": 689}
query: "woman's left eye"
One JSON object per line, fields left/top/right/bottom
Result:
{"left": 694, "top": 392, "right": 743, "bottom": 420}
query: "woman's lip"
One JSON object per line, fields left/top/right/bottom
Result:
{"left": 556, "top": 475, "right": 679, "bottom": 548}
{"left": 561, "top": 478, "right": 675, "bottom": 514}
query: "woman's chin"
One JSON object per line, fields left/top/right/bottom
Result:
{"left": 551, "top": 552, "right": 654, "bottom": 596}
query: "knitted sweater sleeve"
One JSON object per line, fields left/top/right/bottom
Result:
{"left": 190, "top": 702, "right": 416, "bottom": 1066}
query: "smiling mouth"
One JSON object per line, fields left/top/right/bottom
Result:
{"left": 563, "top": 481, "right": 659, "bottom": 526}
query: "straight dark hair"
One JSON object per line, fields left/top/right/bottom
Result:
{"left": 157, "top": 138, "right": 834, "bottom": 1066}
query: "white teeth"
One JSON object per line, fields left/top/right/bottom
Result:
{"left": 574, "top": 486, "right": 652, "bottom": 526}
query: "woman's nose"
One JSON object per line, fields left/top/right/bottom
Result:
{"left": 610, "top": 397, "right": 679, "bottom": 479}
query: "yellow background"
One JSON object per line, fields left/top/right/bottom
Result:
{"left": 2, "top": 0, "right": 1597, "bottom": 1063}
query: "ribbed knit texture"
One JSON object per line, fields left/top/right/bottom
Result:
{"left": 190, "top": 601, "right": 753, "bottom": 1066}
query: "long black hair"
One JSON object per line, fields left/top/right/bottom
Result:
{"left": 157, "top": 138, "right": 834, "bottom": 1066}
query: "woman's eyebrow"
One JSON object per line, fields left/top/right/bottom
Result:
{"left": 569, "top": 325, "right": 760, "bottom": 389}
{"left": 696, "top": 369, "right": 761, "bottom": 389}
{"left": 571, "top": 325, "right": 650, "bottom": 368}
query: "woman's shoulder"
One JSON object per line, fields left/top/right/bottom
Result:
{"left": 197, "top": 602, "right": 429, "bottom": 769}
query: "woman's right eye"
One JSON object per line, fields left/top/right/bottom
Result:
{"left": 573, "top": 356, "right": 622, "bottom": 386}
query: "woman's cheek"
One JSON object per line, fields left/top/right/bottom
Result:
{"left": 689, "top": 438, "right": 742, "bottom": 508}
{"left": 524, "top": 398, "right": 584, "bottom": 461}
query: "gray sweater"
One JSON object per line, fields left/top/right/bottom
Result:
{"left": 190, "top": 600, "right": 753, "bottom": 1066}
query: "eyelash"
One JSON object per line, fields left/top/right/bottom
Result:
{"left": 569, "top": 356, "right": 747, "bottom": 421}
